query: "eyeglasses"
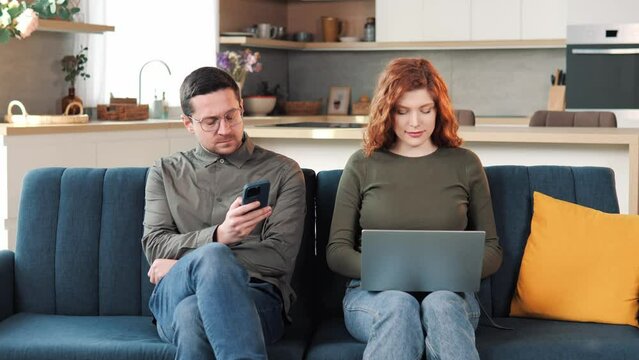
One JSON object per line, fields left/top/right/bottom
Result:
{"left": 187, "top": 107, "right": 243, "bottom": 133}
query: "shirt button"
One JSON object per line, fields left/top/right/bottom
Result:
{"left": 219, "top": 159, "right": 225, "bottom": 164}
{"left": 216, "top": 197, "right": 222, "bottom": 202}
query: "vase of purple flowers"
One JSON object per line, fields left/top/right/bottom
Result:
{"left": 217, "top": 49, "right": 263, "bottom": 95}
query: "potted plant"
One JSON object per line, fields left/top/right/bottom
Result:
{"left": 216, "top": 48, "right": 262, "bottom": 95}
{"left": 60, "top": 45, "right": 90, "bottom": 115}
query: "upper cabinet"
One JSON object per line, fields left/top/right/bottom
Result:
{"left": 376, "top": 0, "right": 423, "bottom": 42}
{"left": 376, "top": 0, "right": 566, "bottom": 43}
{"left": 471, "top": 0, "right": 520, "bottom": 40}
{"left": 522, "top": 0, "right": 566, "bottom": 39}
{"left": 422, "top": 0, "right": 471, "bottom": 41}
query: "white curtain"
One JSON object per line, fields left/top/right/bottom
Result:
{"left": 76, "top": 0, "right": 218, "bottom": 109}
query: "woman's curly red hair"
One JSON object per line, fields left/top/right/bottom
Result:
{"left": 363, "top": 58, "right": 462, "bottom": 156}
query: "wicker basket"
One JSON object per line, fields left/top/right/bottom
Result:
{"left": 97, "top": 104, "right": 149, "bottom": 121}
{"left": 285, "top": 101, "right": 322, "bottom": 116}
{"left": 4, "top": 100, "right": 88, "bottom": 124}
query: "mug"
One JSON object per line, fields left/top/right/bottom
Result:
{"left": 293, "top": 32, "right": 314, "bottom": 42}
{"left": 321, "top": 16, "right": 342, "bottom": 42}
{"left": 274, "top": 26, "right": 287, "bottom": 40}
{"left": 256, "top": 23, "right": 276, "bottom": 39}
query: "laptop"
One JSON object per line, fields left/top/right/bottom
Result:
{"left": 360, "top": 230, "right": 485, "bottom": 292}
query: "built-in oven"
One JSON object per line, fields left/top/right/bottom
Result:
{"left": 566, "top": 23, "right": 639, "bottom": 127}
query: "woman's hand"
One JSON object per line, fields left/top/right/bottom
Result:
{"left": 147, "top": 259, "right": 178, "bottom": 284}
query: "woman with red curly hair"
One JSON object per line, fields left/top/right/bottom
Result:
{"left": 327, "top": 58, "right": 502, "bottom": 359}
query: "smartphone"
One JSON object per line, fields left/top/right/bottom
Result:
{"left": 242, "top": 179, "right": 271, "bottom": 209}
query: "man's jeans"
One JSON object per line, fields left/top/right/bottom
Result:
{"left": 149, "top": 243, "right": 285, "bottom": 360}
{"left": 343, "top": 279, "right": 480, "bottom": 360}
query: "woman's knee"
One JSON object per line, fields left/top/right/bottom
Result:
{"left": 421, "top": 291, "right": 465, "bottom": 317}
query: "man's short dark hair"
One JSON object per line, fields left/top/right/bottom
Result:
{"left": 180, "top": 67, "right": 240, "bottom": 116}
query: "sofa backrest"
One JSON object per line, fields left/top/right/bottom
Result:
{"left": 15, "top": 167, "right": 318, "bottom": 320}
{"left": 15, "top": 168, "right": 152, "bottom": 316}
{"left": 315, "top": 166, "right": 619, "bottom": 319}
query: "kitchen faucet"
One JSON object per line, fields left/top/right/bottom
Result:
{"left": 138, "top": 59, "right": 172, "bottom": 104}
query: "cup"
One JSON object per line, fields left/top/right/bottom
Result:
{"left": 256, "top": 23, "right": 276, "bottom": 39}
{"left": 321, "top": 16, "right": 342, "bottom": 42}
{"left": 274, "top": 26, "right": 287, "bottom": 40}
{"left": 294, "top": 32, "right": 314, "bottom": 42}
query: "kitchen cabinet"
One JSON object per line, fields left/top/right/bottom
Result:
{"left": 567, "top": 0, "right": 639, "bottom": 25}
{"left": 376, "top": 0, "right": 423, "bottom": 42}
{"left": 471, "top": 0, "right": 521, "bottom": 40}
{"left": 521, "top": 0, "right": 566, "bottom": 39}
{"left": 422, "top": 0, "right": 471, "bottom": 41}
{"left": 375, "top": 0, "right": 564, "bottom": 43}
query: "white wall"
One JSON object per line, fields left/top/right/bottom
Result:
{"left": 102, "top": 0, "right": 218, "bottom": 109}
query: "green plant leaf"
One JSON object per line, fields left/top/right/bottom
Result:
{"left": 0, "top": 29, "right": 10, "bottom": 44}
{"left": 59, "top": 7, "right": 69, "bottom": 20}
{"left": 8, "top": 7, "right": 23, "bottom": 18}
{"left": 70, "top": 8, "right": 80, "bottom": 14}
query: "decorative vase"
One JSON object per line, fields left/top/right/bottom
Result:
{"left": 61, "top": 87, "right": 83, "bottom": 115}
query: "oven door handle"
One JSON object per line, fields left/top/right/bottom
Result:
{"left": 572, "top": 48, "right": 639, "bottom": 55}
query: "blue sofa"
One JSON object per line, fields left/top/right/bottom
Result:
{"left": 0, "top": 166, "right": 637, "bottom": 359}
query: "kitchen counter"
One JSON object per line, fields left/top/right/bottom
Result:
{"left": 1, "top": 117, "right": 638, "bottom": 250}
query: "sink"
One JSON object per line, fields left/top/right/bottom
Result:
{"left": 270, "top": 122, "right": 366, "bottom": 128}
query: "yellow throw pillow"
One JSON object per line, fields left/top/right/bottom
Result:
{"left": 510, "top": 191, "right": 639, "bottom": 327}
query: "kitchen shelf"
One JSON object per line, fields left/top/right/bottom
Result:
{"left": 38, "top": 19, "right": 115, "bottom": 34}
{"left": 220, "top": 36, "right": 566, "bottom": 51}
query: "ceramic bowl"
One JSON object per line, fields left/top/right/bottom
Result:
{"left": 243, "top": 96, "right": 277, "bottom": 116}
{"left": 339, "top": 36, "right": 360, "bottom": 42}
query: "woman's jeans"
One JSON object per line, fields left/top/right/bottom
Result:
{"left": 149, "top": 243, "right": 285, "bottom": 360}
{"left": 343, "top": 279, "right": 480, "bottom": 360}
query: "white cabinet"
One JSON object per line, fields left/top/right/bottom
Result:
{"left": 471, "top": 0, "right": 521, "bottom": 40}
{"left": 376, "top": 0, "right": 568, "bottom": 43}
{"left": 567, "top": 0, "right": 639, "bottom": 25}
{"left": 522, "top": 0, "right": 566, "bottom": 39}
{"left": 376, "top": 0, "right": 423, "bottom": 42}
{"left": 422, "top": 0, "right": 471, "bottom": 41}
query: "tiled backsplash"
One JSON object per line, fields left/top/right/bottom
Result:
{"left": 228, "top": 46, "right": 565, "bottom": 117}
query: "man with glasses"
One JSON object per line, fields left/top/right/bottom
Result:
{"left": 142, "top": 67, "right": 306, "bottom": 359}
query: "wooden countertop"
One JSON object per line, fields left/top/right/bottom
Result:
{"left": 2, "top": 117, "right": 639, "bottom": 146}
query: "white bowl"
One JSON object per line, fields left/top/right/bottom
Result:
{"left": 243, "top": 96, "right": 277, "bottom": 116}
{"left": 339, "top": 36, "right": 360, "bottom": 42}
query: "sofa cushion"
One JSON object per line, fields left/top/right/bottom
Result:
{"left": 476, "top": 317, "right": 639, "bottom": 360}
{"left": 511, "top": 192, "right": 639, "bottom": 327}
{"left": 305, "top": 317, "right": 365, "bottom": 360}
{"left": 484, "top": 166, "right": 619, "bottom": 317}
{"left": 0, "top": 313, "right": 174, "bottom": 360}
{"left": 15, "top": 168, "right": 154, "bottom": 316}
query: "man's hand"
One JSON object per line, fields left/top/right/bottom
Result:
{"left": 216, "top": 197, "right": 272, "bottom": 245}
{"left": 148, "top": 259, "right": 178, "bottom": 284}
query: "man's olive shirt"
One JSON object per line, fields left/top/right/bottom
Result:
{"left": 142, "top": 134, "right": 306, "bottom": 315}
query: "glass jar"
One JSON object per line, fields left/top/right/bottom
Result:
{"left": 363, "top": 17, "right": 375, "bottom": 42}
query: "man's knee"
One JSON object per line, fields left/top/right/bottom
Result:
{"left": 173, "top": 296, "right": 202, "bottom": 333}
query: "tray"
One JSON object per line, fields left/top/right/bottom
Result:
{"left": 4, "top": 100, "right": 88, "bottom": 125}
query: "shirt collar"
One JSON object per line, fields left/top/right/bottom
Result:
{"left": 194, "top": 132, "right": 255, "bottom": 168}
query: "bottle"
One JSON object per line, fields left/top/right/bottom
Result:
{"left": 162, "top": 91, "right": 169, "bottom": 119}
{"left": 152, "top": 90, "right": 163, "bottom": 119}
{"left": 363, "top": 17, "right": 375, "bottom": 42}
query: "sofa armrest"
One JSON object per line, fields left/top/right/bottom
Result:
{"left": 0, "top": 250, "right": 15, "bottom": 321}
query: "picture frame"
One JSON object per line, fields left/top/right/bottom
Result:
{"left": 327, "top": 86, "right": 351, "bottom": 115}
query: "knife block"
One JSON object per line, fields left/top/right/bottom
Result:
{"left": 547, "top": 85, "right": 566, "bottom": 111}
